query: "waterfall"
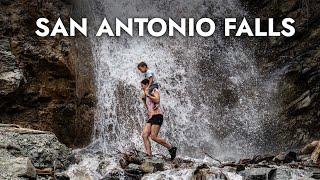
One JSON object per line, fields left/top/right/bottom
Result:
{"left": 79, "top": 0, "right": 279, "bottom": 160}
{"left": 63, "top": 1, "right": 320, "bottom": 179}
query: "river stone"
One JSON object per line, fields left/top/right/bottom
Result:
{"left": 311, "top": 172, "right": 320, "bottom": 179}
{"left": 192, "top": 165, "right": 227, "bottom": 180}
{"left": 240, "top": 168, "right": 276, "bottom": 180}
{"left": 55, "top": 172, "right": 70, "bottom": 180}
{"left": 140, "top": 158, "right": 165, "bottom": 173}
{"left": 273, "top": 151, "right": 297, "bottom": 163}
{"left": 0, "top": 157, "right": 36, "bottom": 179}
{"left": 126, "top": 163, "right": 143, "bottom": 175}
{"left": 128, "top": 163, "right": 141, "bottom": 170}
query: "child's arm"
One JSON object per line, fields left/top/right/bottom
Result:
{"left": 141, "top": 93, "right": 147, "bottom": 108}
{"left": 147, "top": 76, "right": 154, "bottom": 88}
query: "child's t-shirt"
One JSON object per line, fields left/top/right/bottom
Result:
{"left": 143, "top": 69, "right": 157, "bottom": 84}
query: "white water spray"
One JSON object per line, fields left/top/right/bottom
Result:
{"left": 67, "top": 0, "right": 282, "bottom": 178}
{"left": 87, "top": 0, "right": 275, "bottom": 159}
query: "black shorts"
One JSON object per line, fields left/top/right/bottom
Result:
{"left": 147, "top": 114, "right": 163, "bottom": 126}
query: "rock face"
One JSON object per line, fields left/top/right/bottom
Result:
{"left": 0, "top": 124, "right": 71, "bottom": 179}
{"left": 0, "top": 38, "right": 24, "bottom": 95}
{"left": 0, "top": 0, "right": 95, "bottom": 147}
{"left": 242, "top": 0, "right": 320, "bottom": 148}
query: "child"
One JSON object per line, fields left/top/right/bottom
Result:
{"left": 137, "top": 62, "right": 160, "bottom": 109}
{"left": 137, "top": 62, "right": 159, "bottom": 94}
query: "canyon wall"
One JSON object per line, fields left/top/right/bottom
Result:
{"left": 0, "top": 0, "right": 95, "bottom": 147}
{"left": 243, "top": 0, "right": 320, "bottom": 148}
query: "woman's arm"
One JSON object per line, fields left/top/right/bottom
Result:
{"left": 147, "top": 90, "right": 160, "bottom": 104}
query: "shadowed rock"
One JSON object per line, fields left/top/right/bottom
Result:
{"left": 0, "top": 124, "right": 71, "bottom": 179}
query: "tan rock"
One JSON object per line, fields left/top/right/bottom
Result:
{"left": 311, "top": 142, "right": 320, "bottom": 164}
{"left": 300, "top": 141, "right": 319, "bottom": 155}
{"left": 0, "top": 157, "right": 36, "bottom": 179}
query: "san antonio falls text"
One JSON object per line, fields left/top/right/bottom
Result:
{"left": 35, "top": 17, "right": 296, "bottom": 37}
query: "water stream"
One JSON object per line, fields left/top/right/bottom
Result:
{"left": 66, "top": 0, "right": 289, "bottom": 179}
{"left": 89, "top": 0, "right": 277, "bottom": 159}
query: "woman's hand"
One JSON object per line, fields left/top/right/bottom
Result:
{"left": 144, "top": 88, "right": 150, "bottom": 97}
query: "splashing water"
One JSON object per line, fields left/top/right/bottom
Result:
{"left": 67, "top": 0, "right": 285, "bottom": 178}
{"left": 87, "top": 0, "right": 275, "bottom": 159}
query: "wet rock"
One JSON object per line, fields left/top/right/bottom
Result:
{"left": 0, "top": 157, "right": 36, "bottom": 179}
{"left": 239, "top": 154, "right": 275, "bottom": 165}
{"left": 287, "top": 90, "right": 312, "bottom": 111}
{"left": 55, "top": 172, "right": 70, "bottom": 180}
{"left": 240, "top": 168, "right": 276, "bottom": 180}
{"left": 299, "top": 141, "right": 320, "bottom": 165}
{"left": 300, "top": 141, "right": 320, "bottom": 155}
{"left": 125, "top": 163, "right": 144, "bottom": 177}
{"left": 119, "top": 150, "right": 196, "bottom": 178}
{"left": 273, "top": 151, "right": 297, "bottom": 163}
{"left": 0, "top": 124, "right": 71, "bottom": 171}
{"left": 244, "top": 0, "right": 320, "bottom": 148}
{"left": 140, "top": 158, "right": 165, "bottom": 173}
{"left": 311, "top": 172, "right": 320, "bottom": 179}
{"left": 192, "top": 164, "right": 227, "bottom": 180}
{"left": 102, "top": 170, "right": 141, "bottom": 180}
{"left": 311, "top": 142, "right": 320, "bottom": 165}
{"left": 127, "top": 163, "right": 141, "bottom": 171}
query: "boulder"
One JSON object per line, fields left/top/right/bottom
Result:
{"left": 299, "top": 141, "right": 320, "bottom": 165}
{"left": 55, "top": 172, "right": 71, "bottom": 180}
{"left": 311, "top": 142, "right": 320, "bottom": 164}
{"left": 0, "top": 124, "right": 71, "bottom": 173}
{"left": 140, "top": 158, "right": 165, "bottom": 173}
{"left": 273, "top": 151, "right": 297, "bottom": 163}
{"left": 0, "top": 157, "right": 36, "bottom": 179}
{"left": 192, "top": 164, "right": 227, "bottom": 180}
{"left": 240, "top": 168, "right": 276, "bottom": 180}
{"left": 311, "top": 172, "right": 320, "bottom": 179}
{"left": 119, "top": 150, "right": 195, "bottom": 177}
{"left": 300, "top": 141, "right": 320, "bottom": 155}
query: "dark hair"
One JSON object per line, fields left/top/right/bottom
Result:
{"left": 137, "top": 62, "right": 148, "bottom": 68}
{"left": 141, "top": 79, "right": 149, "bottom": 85}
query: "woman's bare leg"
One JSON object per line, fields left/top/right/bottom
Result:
{"left": 149, "top": 125, "right": 172, "bottom": 149}
{"left": 141, "top": 123, "right": 152, "bottom": 156}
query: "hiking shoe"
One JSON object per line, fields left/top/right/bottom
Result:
{"left": 168, "top": 147, "right": 177, "bottom": 160}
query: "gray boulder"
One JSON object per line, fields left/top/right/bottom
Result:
{"left": 0, "top": 157, "right": 36, "bottom": 179}
{"left": 240, "top": 168, "right": 276, "bottom": 180}
{"left": 0, "top": 124, "right": 72, "bottom": 179}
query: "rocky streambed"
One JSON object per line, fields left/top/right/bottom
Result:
{"left": 1, "top": 123, "right": 320, "bottom": 180}
{"left": 66, "top": 148, "right": 320, "bottom": 180}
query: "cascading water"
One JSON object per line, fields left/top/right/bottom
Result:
{"left": 88, "top": 0, "right": 275, "bottom": 159}
{"left": 66, "top": 0, "right": 287, "bottom": 179}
